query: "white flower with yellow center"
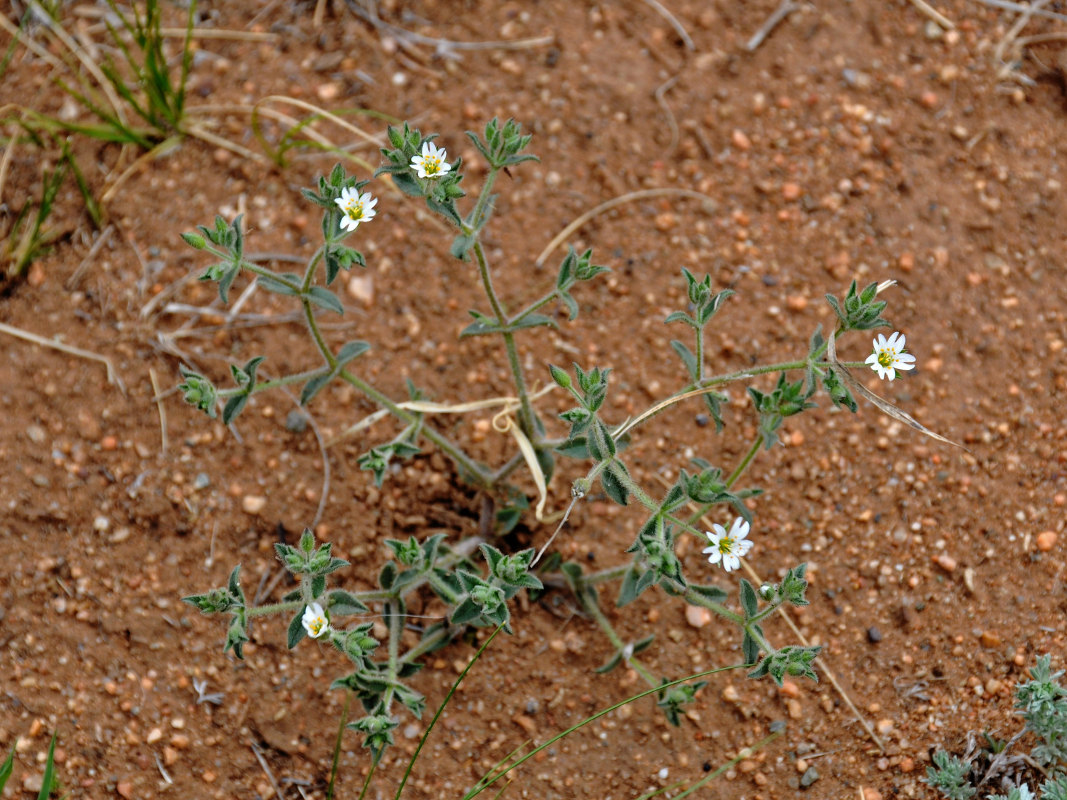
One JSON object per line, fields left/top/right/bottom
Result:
{"left": 335, "top": 187, "right": 377, "bottom": 232}
{"left": 703, "top": 517, "right": 753, "bottom": 573}
{"left": 410, "top": 141, "right": 451, "bottom": 179}
{"left": 302, "top": 602, "right": 330, "bottom": 638}
{"left": 864, "top": 331, "right": 915, "bottom": 381}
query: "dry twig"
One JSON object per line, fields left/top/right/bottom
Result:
{"left": 66, "top": 224, "right": 114, "bottom": 290}
{"left": 0, "top": 321, "right": 126, "bottom": 393}
{"left": 535, "top": 188, "right": 718, "bottom": 268}
{"left": 637, "top": 0, "right": 695, "bottom": 50}
{"left": 908, "top": 0, "right": 956, "bottom": 29}
{"left": 746, "top": 0, "right": 799, "bottom": 52}
{"left": 149, "top": 367, "right": 169, "bottom": 456}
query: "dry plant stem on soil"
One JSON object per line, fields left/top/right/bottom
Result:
{"left": 0, "top": 320, "right": 126, "bottom": 392}
{"left": 908, "top": 0, "right": 957, "bottom": 29}
{"left": 746, "top": 0, "right": 800, "bottom": 52}
{"left": 534, "top": 188, "right": 718, "bottom": 268}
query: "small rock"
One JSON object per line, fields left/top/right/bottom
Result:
{"left": 285, "top": 410, "right": 309, "bottom": 433}
{"left": 782, "top": 182, "right": 802, "bottom": 201}
{"left": 731, "top": 129, "right": 752, "bottom": 150}
{"left": 778, "top": 680, "right": 800, "bottom": 699}
{"left": 899, "top": 757, "right": 915, "bottom": 773}
{"left": 876, "top": 718, "right": 894, "bottom": 734}
{"left": 93, "top": 516, "right": 110, "bottom": 533}
{"left": 800, "top": 766, "right": 820, "bottom": 787}
{"left": 202, "top": 770, "right": 217, "bottom": 783}
{"left": 979, "top": 631, "right": 1002, "bottom": 648}
{"left": 933, "top": 553, "right": 957, "bottom": 572}
{"left": 146, "top": 727, "right": 163, "bottom": 744}
{"left": 721, "top": 685, "right": 740, "bottom": 704}
{"left": 862, "top": 788, "right": 883, "bottom": 800}
{"left": 242, "top": 495, "right": 267, "bottom": 515}
{"left": 403, "top": 724, "right": 420, "bottom": 740}
{"left": 1036, "top": 531, "right": 1057, "bottom": 551}
{"left": 919, "top": 90, "right": 939, "bottom": 108}
{"left": 117, "top": 779, "right": 135, "bottom": 799}
{"left": 316, "top": 82, "right": 340, "bottom": 101}
{"left": 347, "top": 274, "right": 374, "bottom": 306}
{"left": 26, "top": 424, "right": 46, "bottom": 444}
{"left": 170, "top": 734, "right": 190, "bottom": 749}
{"left": 685, "top": 604, "right": 711, "bottom": 628}
{"left": 867, "top": 627, "right": 883, "bottom": 644}
{"left": 786, "top": 699, "right": 803, "bottom": 719}
{"left": 163, "top": 746, "right": 180, "bottom": 766}
{"left": 512, "top": 714, "right": 537, "bottom": 736}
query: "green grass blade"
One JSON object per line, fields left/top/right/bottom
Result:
{"left": 462, "top": 662, "right": 746, "bottom": 800}
{"left": 61, "top": 138, "right": 102, "bottom": 228}
{"left": 394, "top": 624, "right": 505, "bottom": 800}
{"left": 0, "top": 741, "right": 15, "bottom": 791}
{"left": 37, "top": 735, "right": 57, "bottom": 800}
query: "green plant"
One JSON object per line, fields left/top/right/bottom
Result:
{"left": 180, "top": 118, "right": 936, "bottom": 794}
{"left": 0, "top": 734, "right": 64, "bottom": 799}
{"left": 927, "top": 656, "right": 1067, "bottom": 799}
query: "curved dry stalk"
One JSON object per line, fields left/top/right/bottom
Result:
{"left": 183, "top": 121, "right": 268, "bottom": 164}
{"left": 0, "top": 320, "right": 126, "bottom": 393}
{"left": 0, "top": 110, "right": 24, "bottom": 207}
{"left": 252, "top": 95, "right": 383, "bottom": 148}
{"left": 654, "top": 74, "right": 681, "bottom": 156}
{"left": 99, "top": 136, "right": 183, "bottom": 205}
{"left": 824, "top": 326, "right": 963, "bottom": 450}
{"left": 25, "top": 0, "right": 130, "bottom": 129}
{"left": 638, "top": 0, "right": 695, "bottom": 50}
{"left": 534, "top": 188, "right": 717, "bottom": 268}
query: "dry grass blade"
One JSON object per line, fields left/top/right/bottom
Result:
{"left": 972, "top": 0, "right": 1067, "bottom": 23}
{"left": 66, "top": 225, "right": 114, "bottom": 290}
{"left": 637, "top": 0, "right": 695, "bottom": 50}
{"left": 993, "top": 0, "right": 1052, "bottom": 79}
{"left": 0, "top": 320, "right": 126, "bottom": 393}
{"left": 825, "top": 329, "right": 963, "bottom": 449}
{"left": 908, "top": 0, "right": 956, "bottom": 29}
{"left": 158, "top": 27, "right": 278, "bottom": 42}
{"left": 25, "top": 0, "right": 130, "bottom": 128}
{"left": 149, "top": 367, "right": 169, "bottom": 456}
{"left": 345, "top": 0, "right": 555, "bottom": 53}
{"left": 745, "top": 0, "right": 799, "bottom": 52}
{"left": 535, "top": 188, "right": 717, "bottom": 268}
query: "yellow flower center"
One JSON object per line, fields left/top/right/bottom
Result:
{"left": 344, "top": 201, "right": 363, "bottom": 220}
{"left": 718, "top": 536, "right": 734, "bottom": 554}
{"left": 425, "top": 157, "right": 441, "bottom": 174}
{"left": 308, "top": 616, "right": 326, "bottom": 636}
{"left": 876, "top": 349, "right": 895, "bottom": 368}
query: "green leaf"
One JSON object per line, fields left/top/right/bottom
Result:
{"left": 37, "top": 735, "right": 57, "bottom": 800}
{"left": 328, "top": 589, "right": 369, "bottom": 615}
{"left": 378, "top": 561, "right": 398, "bottom": 591}
{"left": 742, "top": 630, "right": 760, "bottom": 666}
{"left": 300, "top": 370, "right": 333, "bottom": 405}
{"left": 257, "top": 272, "right": 302, "bottom": 296}
{"left": 450, "top": 597, "right": 482, "bottom": 626}
{"left": 601, "top": 462, "right": 629, "bottom": 506}
{"left": 665, "top": 310, "right": 696, "bottom": 327}
{"left": 307, "top": 285, "right": 345, "bottom": 314}
{"left": 688, "top": 583, "right": 728, "bottom": 603}
{"left": 670, "top": 340, "right": 698, "bottom": 380}
{"left": 739, "top": 578, "right": 759, "bottom": 619}
{"left": 287, "top": 609, "right": 307, "bottom": 649}
{"left": 595, "top": 650, "right": 623, "bottom": 674}
{"left": 0, "top": 742, "right": 15, "bottom": 792}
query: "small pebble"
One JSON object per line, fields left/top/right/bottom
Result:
{"left": 979, "top": 631, "right": 1002, "bottom": 648}
{"left": 116, "top": 780, "right": 134, "bottom": 799}
{"left": 863, "top": 789, "right": 883, "bottom": 800}
{"left": 685, "top": 604, "right": 711, "bottom": 628}
{"left": 731, "top": 129, "right": 752, "bottom": 150}
{"left": 867, "top": 627, "right": 882, "bottom": 644}
{"left": 876, "top": 718, "right": 894, "bottom": 734}
{"left": 242, "top": 495, "right": 267, "bottom": 515}
{"left": 933, "top": 553, "right": 957, "bottom": 572}
{"left": 800, "top": 766, "right": 820, "bottom": 787}
{"left": 1036, "top": 531, "right": 1057, "bottom": 551}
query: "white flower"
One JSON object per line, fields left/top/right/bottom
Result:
{"left": 302, "top": 602, "right": 329, "bottom": 638}
{"left": 410, "top": 141, "right": 451, "bottom": 179}
{"left": 703, "top": 517, "right": 753, "bottom": 573}
{"left": 334, "top": 187, "right": 377, "bottom": 232}
{"left": 864, "top": 331, "right": 916, "bottom": 381}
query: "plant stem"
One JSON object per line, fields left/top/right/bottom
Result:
{"left": 583, "top": 597, "right": 657, "bottom": 687}
{"left": 471, "top": 239, "right": 537, "bottom": 438}
{"left": 694, "top": 327, "right": 704, "bottom": 383}
{"left": 338, "top": 369, "right": 492, "bottom": 488}
{"left": 726, "top": 434, "right": 763, "bottom": 489}
{"left": 326, "top": 690, "right": 352, "bottom": 800}
{"left": 581, "top": 564, "right": 631, "bottom": 586}
{"left": 507, "top": 288, "right": 559, "bottom": 327}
